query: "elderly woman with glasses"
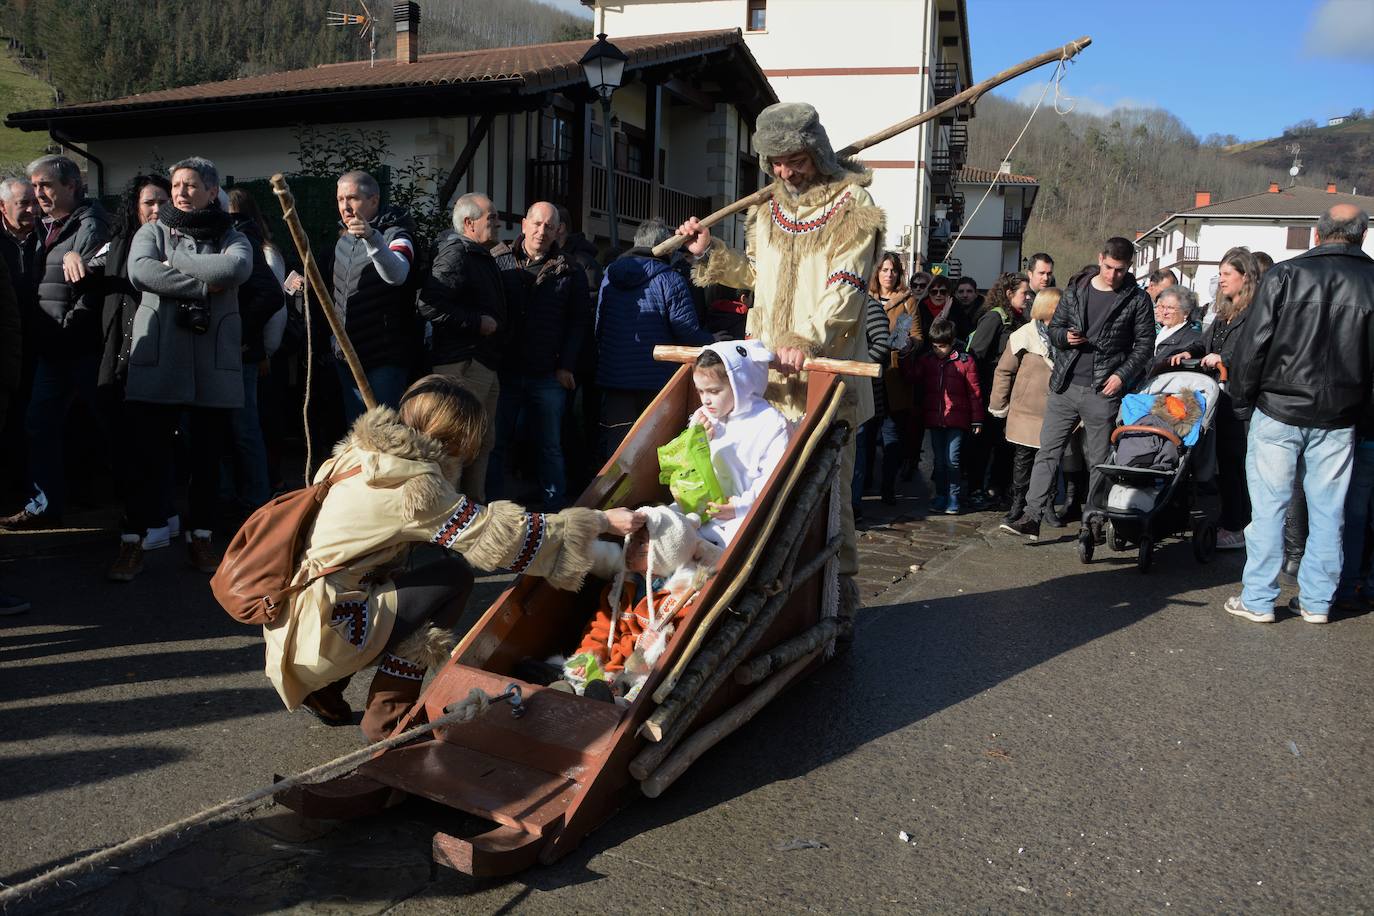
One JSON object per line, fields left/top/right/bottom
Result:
{"left": 1150, "top": 285, "right": 1204, "bottom": 374}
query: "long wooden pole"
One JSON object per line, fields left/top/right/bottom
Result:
{"left": 651, "top": 344, "right": 880, "bottom": 379}
{"left": 651, "top": 36, "right": 1092, "bottom": 258}
{"left": 270, "top": 173, "right": 376, "bottom": 411}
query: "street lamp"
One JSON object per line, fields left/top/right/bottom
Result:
{"left": 580, "top": 32, "right": 628, "bottom": 248}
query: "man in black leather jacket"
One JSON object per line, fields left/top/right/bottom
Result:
{"left": 1224, "top": 204, "right": 1374, "bottom": 625}
{"left": 1002, "top": 237, "right": 1154, "bottom": 539}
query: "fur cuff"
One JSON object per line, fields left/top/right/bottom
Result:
{"left": 463, "top": 500, "right": 528, "bottom": 571}
{"left": 388, "top": 625, "right": 455, "bottom": 669}
{"left": 691, "top": 239, "right": 748, "bottom": 289}
{"left": 545, "top": 507, "right": 606, "bottom": 592}
{"left": 774, "top": 332, "right": 822, "bottom": 357}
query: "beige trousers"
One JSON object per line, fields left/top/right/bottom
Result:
{"left": 434, "top": 359, "right": 500, "bottom": 502}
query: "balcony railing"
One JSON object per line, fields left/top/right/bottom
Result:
{"left": 529, "top": 158, "right": 711, "bottom": 232}
{"left": 930, "top": 148, "right": 953, "bottom": 177}
{"left": 1003, "top": 218, "right": 1023, "bottom": 239}
{"left": 1180, "top": 245, "right": 1200, "bottom": 261}
{"left": 933, "top": 62, "right": 962, "bottom": 103}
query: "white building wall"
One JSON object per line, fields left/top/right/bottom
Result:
{"left": 593, "top": 0, "right": 955, "bottom": 266}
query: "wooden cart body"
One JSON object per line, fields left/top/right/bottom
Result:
{"left": 279, "top": 362, "right": 850, "bottom": 876}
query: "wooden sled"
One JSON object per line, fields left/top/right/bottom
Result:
{"left": 278, "top": 347, "right": 875, "bottom": 877}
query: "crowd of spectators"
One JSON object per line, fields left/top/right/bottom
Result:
{"left": 1, "top": 154, "right": 1371, "bottom": 630}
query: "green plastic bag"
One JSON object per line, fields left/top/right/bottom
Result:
{"left": 657, "top": 423, "right": 725, "bottom": 517}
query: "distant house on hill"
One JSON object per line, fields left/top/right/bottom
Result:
{"left": 582, "top": 0, "right": 976, "bottom": 269}
{"left": 4, "top": 5, "right": 776, "bottom": 251}
{"left": 934, "top": 164, "right": 1039, "bottom": 286}
{"left": 1132, "top": 182, "right": 1374, "bottom": 308}
{"left": 1327, "top": 115, "right": 1351, "bottom": 127}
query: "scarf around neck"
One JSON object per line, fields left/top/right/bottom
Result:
{"left": 157, "top": 201, "right": 232, "bottom": 241}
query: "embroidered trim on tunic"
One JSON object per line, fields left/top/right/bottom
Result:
{"left": 378, "top": 652, "right": 426, "bottom": 680}
{"left": 769, "top": 191, "right": 852, "bottom": 235}
{"left": 432, "top": 498, "right": 480, "bottom": 549}
{"left": 826, "top": 270, "right": 866, "bottom": 293}
{"left": 330, "top": 600, "right": 369, "bottom": 649}
{"left": 509, "top": 512, "right": 547, "bottom": 573}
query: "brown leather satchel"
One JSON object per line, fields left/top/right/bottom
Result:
{"left": 211, "top": 466, "right": 362, "bottom": 626}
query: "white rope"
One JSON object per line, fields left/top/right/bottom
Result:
{"left": 0, "top": 689, "right": 498, "bottom": 911}
{"left": 944, "top": 56, "right": 1073, "bottom": 263}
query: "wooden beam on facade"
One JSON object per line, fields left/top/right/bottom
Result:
{"left": 662, "top": 78, "right": 715, "bottom": 113}
{"left": 438, "top": 111, "right": 495, "bottom": 209}
{"left": 648, "top": 82, "right": 663, "bottom": 219}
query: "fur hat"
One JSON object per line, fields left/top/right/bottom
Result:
{"left": 753, "top": 102, "right": 844, "bottom": 179}
{"left": 640, "top": 505, "right": 704, "bottom": 577}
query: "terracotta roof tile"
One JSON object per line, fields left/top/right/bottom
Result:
{"left": 955, "top": 165, "right": 1038, "bottom": 185}
{"left": 28, "top": 30, "right": 745, "bottom": 117}
{"left": 1179, "top": 184, "right": 1374, "bottom": 217}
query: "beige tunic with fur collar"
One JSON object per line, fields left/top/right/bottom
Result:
{"left": 694, "top": 165, "right": 885, "bottom": 425}
{"left": 263, "top": 408, "right": 604, "bottom": 709}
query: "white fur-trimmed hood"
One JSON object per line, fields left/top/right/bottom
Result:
{"left": 333, "top": 406, "right": 461, "bottom": 519}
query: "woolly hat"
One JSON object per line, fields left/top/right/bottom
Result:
{"left": 702, "top": 339, "right": 772, "bottom": 414}
{"left": 753, "top": 102, "right": 844, "bottom": 179}
{"left": 639, "top": 505, "right": 700, "bottom": 577}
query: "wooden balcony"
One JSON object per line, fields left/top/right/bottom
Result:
{"left": 528, "top": 159, "right": 711, "bottom": 236}
{"left": 1180, "top": 245, "right": 1200, "bottom": 262}
{"left": 1003, "top": 218, "right": 1023, "bottom": 239}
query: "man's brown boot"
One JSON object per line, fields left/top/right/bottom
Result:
{"left": 301, "top": 678, "right": 353, "bottom": 726}
{"left": 108, "top": 535, "right": 145, "bottom": 583}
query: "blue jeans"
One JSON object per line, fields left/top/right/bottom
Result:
{"left": 487, "top": 374, "right": 569, "bottom": 510}
{"left": 929, "top": 426, "right": 965, "bottom": 511}
{"left": 1336, "top": 443, "right": 1374, "bottom": 601}
{"left": 226, "top": 363, "right": 272, "bottom": 509}
{"left": 25, "top": 353, "right": 99, "bottom": 517}
{"left": 1241, "top": 409, "right": 1354, "bottom": 614}
{"left": 336, "top": 362, "right": 408, "bottom": 427}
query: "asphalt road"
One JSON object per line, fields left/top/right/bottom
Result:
{"left": 2, "top": 497, "right": 1371, "bottom": 914}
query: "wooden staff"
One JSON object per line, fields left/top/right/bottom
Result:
{"left": 651, "top": 36, "right": 1092, "bottom": 258}
{"left": 652, "top": 344, "right": 880, "bottom": 379}
{"left": 270, "top": 173, "right": 377, "bottom": 411}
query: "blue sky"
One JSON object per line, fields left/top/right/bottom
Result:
{"left": 551, "top": 0, "right": 1374, "bottom": 143}
{"left": 968, "top": 0, "right": 1374, "bottom": 141}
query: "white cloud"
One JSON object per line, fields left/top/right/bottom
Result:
{"left": 1011, "top": 81, "right": 1155, "bottom": 118}
{"left": 1302, "top": 0, "right": 1374, "bottom": 62}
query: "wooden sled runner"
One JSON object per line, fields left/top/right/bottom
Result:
{"left": 278, "top": 348, "right": 876, "bottom": 877}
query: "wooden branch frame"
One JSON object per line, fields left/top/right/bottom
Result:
{"left": 652, "top": 344, "right": 880, "bottom": 379}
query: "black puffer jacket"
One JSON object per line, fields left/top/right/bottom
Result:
{"left": 95, "top": 230, "right": 137, "bottom": 388}
{"left": 32, "top": 199, "right": 111, "bottom": 356}
{"left": 416, "top": 231, "right": 506, "bottom": 369}
{"left": 232, "top": 217, "right": 287, "bottom": 364}
{"left": 499, "top": 239, "right": 590, "bottom": 377}
{"left": 325, "top": 205, "right": 418, "bottom": 370}
{"left": 1047, "top": 268, "right": 1155, "bottom": 394}
{"left": 1231, "top": 243, "right": 1374, "bottom": 429}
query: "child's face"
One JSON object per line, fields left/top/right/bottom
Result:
{"left": 625, "top": 527, "right": 650, "bottom": 573}
{"left": 932, "top": 341, "right": 953, "bottom": 357}
{"left": 694, "top": 368, "right": 734, "bottom": 419}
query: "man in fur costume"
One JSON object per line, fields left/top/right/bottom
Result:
{"left": 677, "top": 102, "right": 885, "bottom": 630}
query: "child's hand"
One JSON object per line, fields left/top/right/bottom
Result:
{"left": 707, "top": 499, "right": 737, "bottom": 520}
{"left": 691, "top": 408, "right": 717, "bottom": 439}
{"left": 971, "top": 423, "right": 983, "bottom": 436}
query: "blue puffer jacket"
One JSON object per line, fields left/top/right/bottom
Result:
{"left": 595, "top": 249, "right": 713, "bottom": 391}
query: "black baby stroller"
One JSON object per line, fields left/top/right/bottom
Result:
{"left": 1077, "top": 361, "right": 1224, "bottom": 572}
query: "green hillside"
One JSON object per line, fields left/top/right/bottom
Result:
{"left": 0, "top": 45, "right": 53, "bottom": 172}
{"left": 1223, "top": 118, "right": 1374, "bottom": 197}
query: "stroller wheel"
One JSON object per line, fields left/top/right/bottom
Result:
{"left": 1137, "top": 537, "right": 1154, "bottom": 573}
{"left": 1192, "top": 521, "right": 1217, "bottom": 563}
{"left": 1077, "top": 533, "right": 1094, "bottom": 564}
{"left": 1108, "top": 521, "right": 1129, "bottom": 552}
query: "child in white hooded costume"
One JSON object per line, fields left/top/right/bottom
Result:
{"left": 691, "top": 340, "right": 794, "bottom": 546}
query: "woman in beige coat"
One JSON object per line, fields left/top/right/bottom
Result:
{"left": 988, "top": 289, "right": 1060, "bottom": 526}
{"left": 265, "top": 374, "right": 641, "bottom": 740}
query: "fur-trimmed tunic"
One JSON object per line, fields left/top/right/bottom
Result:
{"left": 263, "top": 407, "right": 605, "bottom": 709}
{"left": 693, "top": 163, "right": 885, "bottom": 424}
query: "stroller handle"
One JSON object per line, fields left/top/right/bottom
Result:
{"left": 1168, "top": 356, "right": 1228, "bottom": 382}
{"left": 1111, "top": 424, "right": 1182, "bottom": 448}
